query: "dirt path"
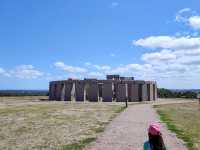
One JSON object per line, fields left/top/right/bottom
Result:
{"left": 87, "top": 103, "right": 187, "bottom": 150}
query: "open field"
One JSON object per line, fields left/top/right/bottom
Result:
{"left": 0, "top": 96, "right": 125, "bottom": 150}
{"left": 154, "top": 101, "right": 200, "bottom": 150}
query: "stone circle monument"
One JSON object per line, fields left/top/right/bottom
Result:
{"left": 49, "top": 75, "right": 157, "bottom": 102}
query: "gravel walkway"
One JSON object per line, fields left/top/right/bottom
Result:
{"left": 87, "top": 104, "right": 187, "bottom": 150}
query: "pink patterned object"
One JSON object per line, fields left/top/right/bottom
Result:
{"left": 148, "top": 123, "right": 161, "bottom": 135}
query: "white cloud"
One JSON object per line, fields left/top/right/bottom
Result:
{"left": 110, "top": 53, "right": 116, "bottom": 57}
{"left": 135, "top": 35, "right": 200, "bottom": 66}
{"left": 111, "top": 2, "right": 119, "bottom": 8}
{"left": 132, "top": 32, "right": 200, "bottom": 88}
{"left": 45, "top": 73, "right": 71, "bottom": 81}
{"left": 106, "top": 63, "right": 149, "bottom": 75}
{"left": 134, "top": 36, "right": 200, "bottom": 50}
{"left": 107, "top": 66, "right": 128, "bottom": 74}
{"left": 175, "top": 8, "right": 200, "bottom": 30}
{"left": 0, "top": 67, "right": 10, "bottom": 77}
{"left": 179, "top": 8, "right": 191, "bottom": 13}
{"left": 54, "top": 61, "right": 87, "bottom": 73}
{"left": 176, "top": 55, "right": 200, "bottom": 65}
{"left": 94, "top": 65, "right": 111, "bottom": 70}
{"left": 84, "top": 62, "right": 111, "bottom": 71}
{"left": 175, "top": 8, "right": 192, "bottom": 22}
{"left": 0, "top": 65, "right": 43, "bottom": 79}
{"left": 87, "top": 72, "right": 104, "bottom": 77}
{"left": 84, "top": 62, "right": 91, "bottom": 66}
{"left": 189, "top": 16, "right": 200, "bottom": 29}
{"left": 174, "top": 48, "right": 200, "bottom": 56}
{"left": 142, "top": 49, "right": 176, "bottom": 62}
{"left": 0, "top": 68, "right": 5, "bottom": 74}
{"left": 10, "top": 65, "right": 43, "bottom": 79}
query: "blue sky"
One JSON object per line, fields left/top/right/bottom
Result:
{"left": 1, "top": 0, "right": 200, "bottom": 89}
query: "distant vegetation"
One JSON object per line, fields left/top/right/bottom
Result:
{"left": 0, "top": 90, "right": 48, "bottom": 97}
{"left": 158, "top": 88, "right": 198, "bottom": 99}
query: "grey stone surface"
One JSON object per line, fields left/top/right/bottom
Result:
{"left": 142, "top": 83, "right": 148, "bottom": 101}
{"left": 49, "top": 82, "right": 55, "bottom": 100}
{"left": 138, "top": 84, "right": 143, "bottom": 101}
{"left": 150, "top": 83, "right": 154, "bottom": 101}
{"left": 120, "top": 77, "right": 134, "bottom": 80}
{"left": 128, "top": 83, "right": 139, "bottom": 102}
{"left": 112, "top": 82, "right": 118, "bottom": 100}
{"left": 55, "top": 82, "right": 62, "bottom": 101}
{"left": 75, "top": 81, "right": 85, "bottom": 101}
{"left": 98, "top": 83, "right": 103, "bottom": 99}
{"left": 102, "top": 82, "right": 113, "bottom": 102}
{"left": 116, "top": 83, "right": 127, "bottom": 102}
{"left": 87, "top": 81, "right": 99, "bottom": 102}
{"left": 147, "top": 84, "right": 150, "bottom": 101}
{"left": 64, "top": 81, "right": 73, "bottom": 101}
{"left": 60, "top": 82, "right": 65, "bottom": 101}
{"left": 154, "top": 83, "right": 158, "bottom": 100}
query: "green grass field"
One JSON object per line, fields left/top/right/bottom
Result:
{"left": 0, "top": 96, "right": 125, "bottom": 150}
{"left": 155, "top": 101, "right": 200, "bottom": 150}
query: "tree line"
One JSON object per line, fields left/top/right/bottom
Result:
{"left": 158, "top": 88, "right": 197, "bottom": 99}
{"left": 0, "top": 90, "right": 49, "bottom": 97}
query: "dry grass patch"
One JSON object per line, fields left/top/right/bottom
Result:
{"left": 154, "top": 101, "right": 200, "bottom": 150}
{"left": 0, "top": 97, "right": 125, "bottom": 150}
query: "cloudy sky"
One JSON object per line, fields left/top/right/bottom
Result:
{"left": 1, "top": 0, "right": 200, "bottom": 89}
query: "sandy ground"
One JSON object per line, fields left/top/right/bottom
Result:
{"left": 87, "top": 102, "right": 187, "bottom": 150}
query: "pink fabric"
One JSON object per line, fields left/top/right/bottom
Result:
{"left": 148, "top": 123, "right": 161, "bottom": 135}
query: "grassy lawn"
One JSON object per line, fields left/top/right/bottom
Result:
{"left": 0, "top": 96, "right": 125, "bottom": 150}
{"left": 154, "top": 101, "right": 200, "bottom": 150}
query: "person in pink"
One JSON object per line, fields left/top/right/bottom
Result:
{"left": 144, "top": 123, "right": 166, "bottom": 150}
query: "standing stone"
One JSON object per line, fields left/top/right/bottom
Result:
{"left": 147, "top": 83, "right": 150, "bottom": 101}
{"left": 113, "top": 82, "right": 118, "bottom": 100}
{"left": 75, "top": 81, "right": 85, "bottom": 101}
{"left": 98, "top": 83, "right": 103, "bottom": 100}
{"left": 128, "top": 83, "right": 139, "bottom": 102}
{"left": 128, "top": 83, "right": 132, "bottom": 102}
{"left": 60, "top": 82, "right": 65, "bottom": 101}
{"left": 85, "top": 82, "right": 89, "bottom": 100}
{"left": 55, "top": 82, "right": 62, "bottom": 101}
{"left": 49, "top": 82, "right": 55, "bottom": 100}
{"left": 153, "top": 83, "right": 157, "bottom": 100}
{"left": 116, "top": 83, "right": 127, "bottom": 102}
{"left": 64, "top": 81, "right": 73, "bottom": 101}
{"left": 87, "top": 81, "right": 99, "bottom": 102}
{"left": 142, "top": 83, "right": 148, "bottom": 101}
{"left": 155, "top": 84, "right": 157, "bottom": 100}
{"left": 48, "top": 82, "right": 52, "bottom": 100}
{"left": 102, "top": 81, "right": 113, "bottom": 102}
{"left": 150, "top": 83, "right": 154, "bottom": 101}
{"left": 146, "top": 82, "right": 154, "bottom": 101}
{"left": 134, "top": 81, "right": 145, "bottom": 102}
{"left": 71, "top": 82, "right": 76, "bottom": 101}
{"left": 52, "top": 83, "right": 57, "bottom": 100}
